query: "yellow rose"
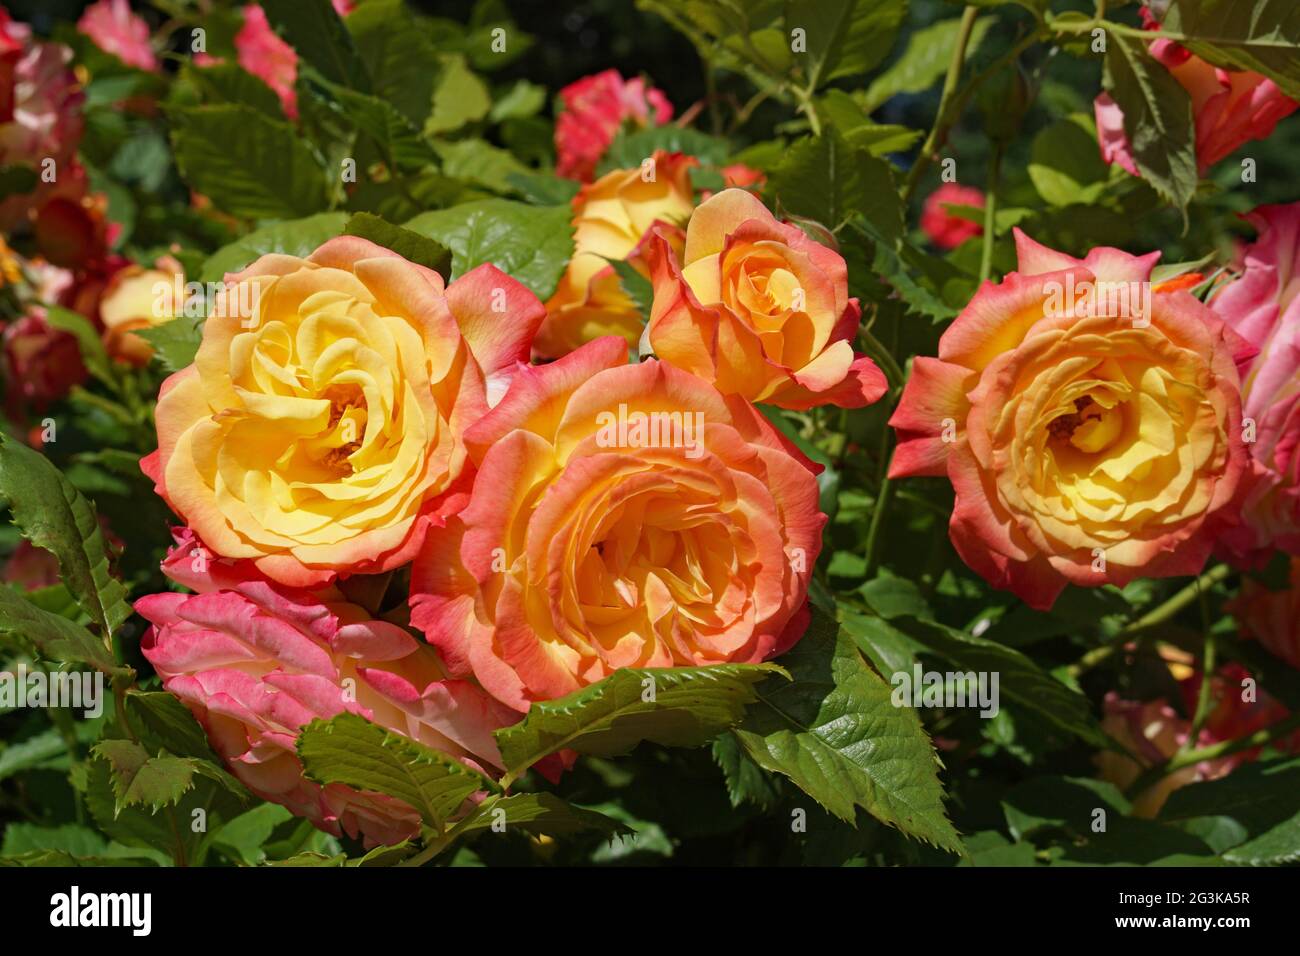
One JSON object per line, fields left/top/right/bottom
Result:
{"left": 143, "top": 236, "right": 545, "bottom": 587}
{"left": 99, "top": 258, "right": 184, "bottom": 366}
{"left": 536, "top": 150, "right": 695, "bottom": 358}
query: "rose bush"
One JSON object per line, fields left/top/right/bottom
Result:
{"left": 2, "top": 0, "right": 1300, "bottom": 873}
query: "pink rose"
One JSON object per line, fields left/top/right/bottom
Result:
{"left": 920, "top": 183, "right": 984, "bottom": 250}
{"left": 1230, "top": 558, "right": 1300, "bottom": 669}
{"left": 77, "top": 0, "right": 157, "bottom": 72}
{"left": 3, "top": 307, "right": 88, "bottom": 417}
{"left": 236, "top": 5, "right": 298, "bottom": 120}
{"left": 1208, "top": 203, "right": 1300, "bottom": 564}
{"left": 0, "top": 9, "right": 84, "bottom": 230}
{"left": 1094, "top": 7, "right": 1297, "bottom": 176}
{"left": 137, "top": 574, "right": 516, "bottom": 848}
{"left": 555, "top": 69, "right": 672, "bottom": 182}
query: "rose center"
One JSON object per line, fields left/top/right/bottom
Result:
{"left": 1048, "top": 396, "right": 1123, "bottom": 454}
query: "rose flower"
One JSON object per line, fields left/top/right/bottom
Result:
{"left": 889, "top": 230, "right": 1251, "bottom": 609}
{"left": 409, "top": 336, "right": 823, "bottom": 712}
{"left": 143, "top": 236, "right": 545, "bottom": 588}
{"left": 644, "top": 188, "right": 887, "bottom": 410}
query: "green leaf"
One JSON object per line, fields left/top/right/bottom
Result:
{"left": 262, "top": 0, "right": 370, "bottom": 92}
{"left": 770, "top": 128, "right": 903, "bottom": 232}
{"left": 297, "top": 713, "right": 495, "bottom": 831}
{"left": 212, "top": 803, "right": 294, "bottom": 866}
{"left": 343, "top": 212, "right": 452, "bottom": 275}
{"left": 92, "top": 739, "right": 196, "bottom": 814}
{"left": 1, "top": 823, "right": 107, "bottom": 859}
{"left": 733, "top": 608, "right": 961, "bottom": 852}
{"left": 0, "top": 586, "right": 122, "bottom": 675}
{"left": 0, "top": 729, "right": 67, "bottom": 781}
{"left": 844, "top": 214, "right": 959, "bottom": 320}
{"left": 453, "top": 792, "right": 632, "bottom": 840}
{"left": 1028, "top": 114, "right": 1110, "bottom": 207}
{"left": 43, "top": 305, "right": 114, "bottom": 387}
{"left": 433, "top": 138, "right": 533, "bottom": 194}
{"left": 405, "top": 199, "right": 574, "bottom": 300}
{"left": 712, "top": 732, "right": 782, "bottom": 810}
{"left": 0, "top": 438, "right": 131, "bottom": 643}
{"left": 347, "top": 0, "right": 439, "bottom": 125}
{"left": 494, "top": 663, "right": 786, "bottom": 780}
{"left": 1159, "top": 757, "right": 1300, "bottom": 864}
{"left": 1103, "top": 35, "right": 1198, "bottom": 212}
{"left": 610, "top": 259, "right": 653, "bottom": 316}
{"left": 135, "top": 316, "right": 203, "bottom": 373}
{"left": 300, "top": 69, "right": 437, "bottom": 171}
{"left": 183, "top": 62, "right": 284, "bottom": 118}
{"left": 123, "top": 690, "right": 218, "bottom": 761}
{"left": 489, "top": 79, "right": 547, "bottom": 123}
{"left": 426, "top": 55, "right": 491, "bottom": 134}
{"left": 860, "top": 15, "right": 994, "bottom": 111}
{"left": 1003, "top": 775, "right": 1129, "bottom": 841}
{"left": 789, "top": 0, "right": 909, "bottom": 87}
{"left": 882, "top": 614, "right": 1111, "bottom": 748}
{"left": 598, "top": 127, "right": 731, "bottom": 173}
{"left": 200, "top": 211, "right": 348, "bottom": 282}
{"left": 1164, "top": 0, "right": 1300, "bottom": 101}
{"left": 170, "top": 105, "right": 330, "bottom": 220}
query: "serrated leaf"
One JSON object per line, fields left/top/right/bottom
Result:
{"left": 183, "top": 61, "right": 284, "bottom": 118}
{"left": 405, "top": 199, "right": 574, "bottom": 300}
{"left": 789, "top": 0, "right": 909, "bottom": 87}
{"left": 346, "top": 0, "right": 438, "bottom": 125}
{"left": 1, "top": 823, "right": 107, "bottom": 858}
{"left": 297, "top": 713, "right": 494, "bottom": 831}
{"left": 610, "top": 259, "right": 653, "bottom": 316}
{"left": 300, "top": 69, "right": 437, "bottom": 171}
{"left": 1103, "top": 35, "right": 1198, "bottom": 212}
{"left": 1159, "top": 757, "right": 1300, "bottom": 864}
{"left": 170, "top": 105, "right": 330, "bottom": 220}
{"left": 0, "top": 587, "right": 122, "bottom": 675}
{"left": 92, "top": 739, "right": 196, "bottom": 814}
{"left": 454, "top": 792, "right": 632, "bottom": 840}
{"left": 262, "top": 0, "right": 370, "bottom": 92}
{"left": 123, "top": 690, "right": 218, "bottom": 761}
{"left": 343, "top": 212, "right": 451, "bottom": 275}
{"left": 770, "top": 129, "right": 902, "bottom": 233}
{"left": 881, "top": 614, "right": 1111, "bottom": 749}
{"left": 1164, "top": 0, "right": 1300, "bottom": 101}
{"left": 494, "top": 663, "right": 786, "bottom": 780}
{"left": 0, "top": 439, "right": 131, "bottom": 645}
{"left": 733, "top": 608, "right": 962, "bottom": 852}
{"left": 200, "top": 211, "right": 348, "bottom": 282}
{"left": 135, "top": 316, "right": 203, "bottom": 373}
{"left": 713, "top": 732, "right": 782, "bottom": 810}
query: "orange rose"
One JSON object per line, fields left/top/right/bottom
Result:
{"left": 890, "top": 230, "right": 1251, "bottom": 609}
{"left": 408, "top": 336, "right": 824, "bottom": 712}
{"left": 645, "top": 188, "right": 887, "bottom": 409}
{"left": 98, "top": 257, "right": 184, "bottom": 365}
{"left": 142, "top": 236, "right": 545, "bottom": 588}
{"left": 536, "top": 150, "right": 695, "bottom": 359}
